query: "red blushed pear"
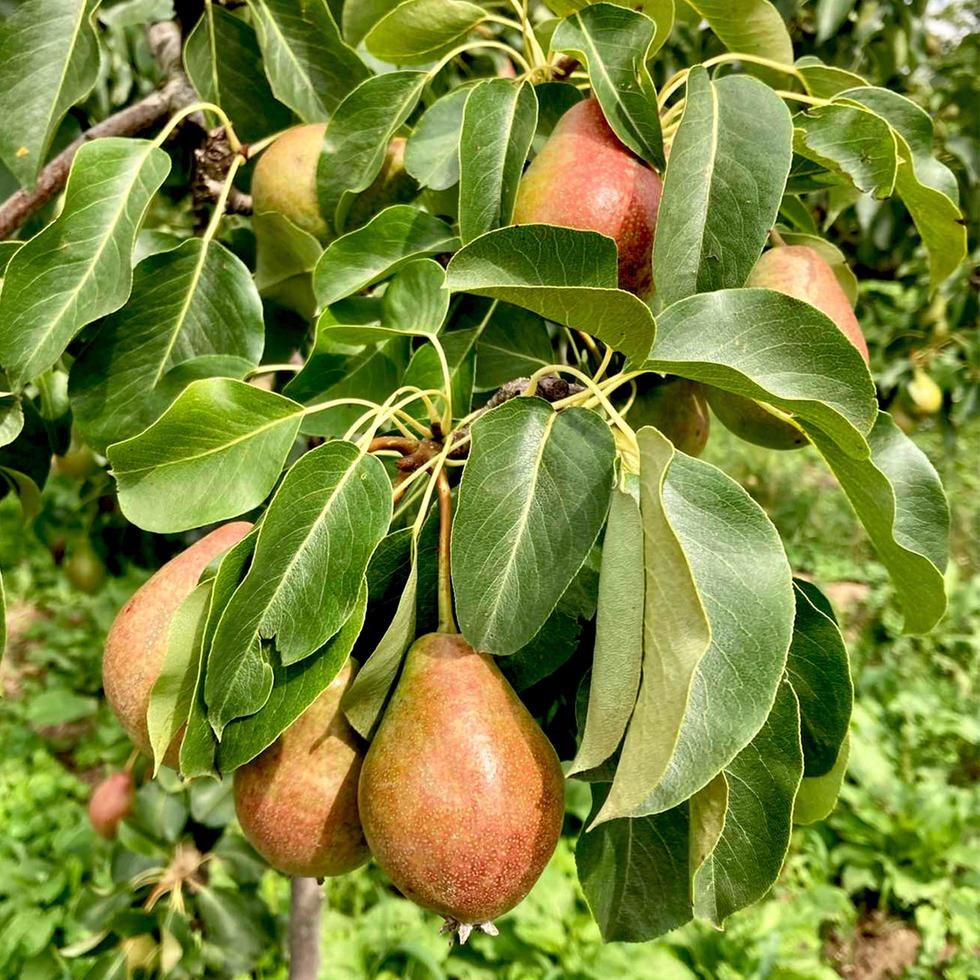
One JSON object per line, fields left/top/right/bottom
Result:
{"left": 709, "top": 244, "right": 870, "bottom": 450}
{"left": 233, "top": 661, "right": 370, "bottom": 878}
{"left": 357, "top": 633, "right": 565, "bottom": 940}
{"left": 512, "top": 98, "right": 662, "bottom": 297}
{"left": 88, "top": 770, "right": 135, "bottom": 839}
{"left": 102, "top": 522, "right": 252, "bottom": 768}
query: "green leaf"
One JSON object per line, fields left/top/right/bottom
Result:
{"left": 313, "top": 205, "right": 458, "bottom": 307}
{"left": 500, "top": 606, "right": 582, "bottom": 691}
{"left": 343, "top": 0, "right": 401, "bottom": 46}
{"left": 204, "top": 441, "right": 391, "bottom": 734}
{"left": 0, "top": 138, "right": 171, "bottom": 388}
{"left": 317, "top": 72, "right": 428, "bottom": 234}
{"left": 795, "top": 56, "right": 867, "bottom": 100}
{"left": 181, "top": 530, "right": 259, "bottom": 778}
{"left": 447, "top": 225, "right": 657, "bottom": 363}
{"left": 619, "top": 451, "right": 795, "bottom": 816}
{"left": 0, "top": 396, "right": 24, "bottom": 449}
{"left": 786, "top": 580, "right": 851, "bottom": 777}
{"left": 0, "top": 402, "right": 51, "bottom": 519}
{"left": 108, "top": 378, "right": 303, "bottom": 533}
{"left": 569, "top": 485, "right": 645, "bottom": 775}
{"left": 69, "top": 239, "right": 264, "bottom": 454}
{"left": 404, "top": 86, "right": 470, "bottom": 190}
{"left": 682, "top": 0, "right": 793, "bottom": 69}
{"left": 0, "top": 571, "right": 6, "bottom": 671}
{"left": 815, "top": 0, "right": 856, "bottom": 43}
{"left": 452, "top": 398, "right": 615, "bottom": 656}
{"left": 591, "top": 430, "right": 709, "bottom": 821}
{"left": 547, "top": 0, "right": 675, "bottom": 54}
{"left": 802, "top": 411, "right": 948, "bottom": 634}
{"left": 364, "top": 0, "right": 486, "bottom": 65}
{"left": 458, "top": 79, "right": 538, "bottom": 244}
{"left": 551, "top": 3, "right": 664, "bottom": 169}
{"left": 183, "top": 3, "right": 293, "bottom": 142}
{"left": 343, "top": 559, "right": 418, "bottom": 738}
{"left": 652, "top": 68, "right": 792, "bottom": 309}
{"left": 0, "top": 0, "right": 100, "bottom": 186}
{"left": 252, "top": 211, "right": 322, "bottom": 314}
{"left": 577, "top": 784, "right": 692, "bottom": 943}
{"left": 793, "top": 103, "right": 898, "bottom": 199}
{"left": 147, "top": 581, "right": 213, "bottom": 774}
{"left": 645, "top": 289, "right": 877, "bottom": 458}
{"left": 689, "top": 773, "right": 728, "bottom": 874}
{"left": 218, "top": 581, "right": 368, "bottom": 770}
{"left": 474, "top": 304, "right": 554, "bottom": 390}
{"left": 0, "top": 241, "right": 22, "bottom": 278}
{"left": 247, "top": 0, "right": 369, "bottom": 123}
{"left": 693, "top": 680, "right": 803, "bottom": 925}
{"left": 794, "top": 734, "right": 849, "bottom": 825}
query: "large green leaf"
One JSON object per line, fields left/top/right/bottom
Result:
{"left": 447, "top": 225, "right": 657, "bottom": 363}
{"left": 802, "top": 411, "right": 948, "bottom": 634}
{"left": 404, "top": 86, "right": 471, "bottom": 190}
{"left": 247, "top": 0, "right": 368, "bottom": 123}
{"left": 218, "top": 581, "right": 368, "bottom": 770}
{"left": 591, "top": 430, "right": 709, "bottom": 821}
{"left": 204, "top": 441, "right": 390, "bottom": 735}
{"left": 786, "top": 580, "right": 851, "bottom": 777}
{"left": 652, "top": 68, "right": 792, "bottom": 310}
{"left": 0, "top": 0, "right": 101, "bottom": 186}
{"left": 547, "top": 0, "right": 674, "bottom": 54}
{"left": 693, "top": 680, "right": 803, "bottom": 925}
{"left": 616, "top": 451, "right": 795, "bottom": 817}
{"left": 183, "top": 3, "right": 292, "bottom": 142}
{"left": 317, "top": 72, "right": 428, "bottom": 234}
{"left": 313, "top": 205, "right": 458, "bottom": 307}
{"left": 551, "top": 3, "right": 664, "bottom": 169}
{"left": 364, "top": 0, "right": 486, "bottom": 65}
{"left": 0, "top": 138, "right": 170, "bottom": 388}
{"left": 577, "top": 785, "right": 692, "bottom": 943}
{"left": 458, "top": 79, "right": 538, "bottom": 244}
{"left": 645, "top": 288, "right": 877, "bottom": 458}
{"left": 682, "top": 0, "right": 793, "bottom": 68}
{"left": 108, "top": 379, "right": 303, "bottom": 533}
{"left": 343, "top": 0, "right": 401, "bottom": 46}
{"left": 69, "top": 239, "right": 264, "bottom": 453}
{"left": 452, "top": 398, "right": 615, "bottom": 657}
{"left": 568, "top": 485, "right": 645, "bottom": 776}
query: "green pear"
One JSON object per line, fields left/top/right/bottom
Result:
{"left": 710, "top": 244, "right": 869, "bottom": 450}
{"left": 513, "top": 98, "right": 662, "bottom": 296}
{"left": 628, "top": 378, "right": 710, "bottom": 456}
{"left": 358, "top": 633, "right": 565, "bottom": 935}
{"left": 907, "top": 367, "right": 942, "bottom": 415}
{"left": 233, "top": 661, "right": 370, "bottom": 878}
{"left": 102, "top": 522, "right": 252, "bottom": 767}
{"left": 88, "top": 770, "right": 135, "bottom": 839}
{"left": 65, "top": 538, "right": 106, "bottom": 594}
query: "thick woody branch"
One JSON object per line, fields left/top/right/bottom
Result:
{"left": 0, "top": 21, "right": 199, "bottom": 240}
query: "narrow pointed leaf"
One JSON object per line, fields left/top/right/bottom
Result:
{"left": 552, "top": 3, "right": 664, "bottom": 169}
{"left": 364, "top": 0, "right": 486, "bottom": 65}
{"left": 802, "top": 411, "right": 948, "bottom": 634}
{"left": 447, "top": 225, "right": 657, "bottom": 363}
{"left": 0, "top": 0, "right": 101, "bottom": 186}
{"left": 452, "top": 398, "right": 616, "bottom": 657}
{"left": 70, "top": 239, "right": 264, "bottom": 453}
{"left": 645, "top": 288, "right": 877, "bottom": 458}
{"left": 653, "top": 68, "right": 792, "bottom": 309}
{"left": 108, "top": 379, "right": 303, "bottom": 533}
{"left": 0, "top": 139, "right": 171, "bottom": 388}
{"left": 247, "top": 0, "right": 368, "bottom": 122}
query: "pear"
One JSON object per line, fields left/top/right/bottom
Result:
{"left": 907, "top": 367, "right": 942, "bottom": 415}
{"left": 358, "top": 633, "right": 564, "bottom": 934}
{"left": 65, "top": 538, "right": 106, "bottom": 594}
{"left": 233, "top": 661, "right": 370, "bottom": 877}
{"left": 102, "top": 522, "right": 252, "bottom": 767}
{"left": 88, "top": 770, "right": 135, "bottom": 839}
{"left": 252, "top": 126, "right": 416, "bottom": 241}
{"left": 628, "top": 378, "right": 710, "bottom": 456}
{"left": 513, "top": 98, "right": 662, "bottom": 296}
{"left": 709, "top": 245, "right": 869, "bottom": 450}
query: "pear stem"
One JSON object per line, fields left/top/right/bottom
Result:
{"left": 436, "top": 468, "right": 459, "bottom": 635}
{"left": 770, "top": 228, "right": 788, "bottom": 248}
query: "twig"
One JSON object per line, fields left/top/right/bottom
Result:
{"left": 0, "top": 21, "right": 199, "bottom": 240}
{"left": 288, "top": 877, "right": 323, "bottom": 980}
{"left": 436, "top": 469, "right": 458, "bottom": 634}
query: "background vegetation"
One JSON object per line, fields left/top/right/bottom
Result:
{"left": 0, "top": 0, "right": 976, "bottom": 978}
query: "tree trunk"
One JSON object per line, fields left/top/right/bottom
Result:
{"left": 288, "top": 877, "right": 323, "bottom": 980}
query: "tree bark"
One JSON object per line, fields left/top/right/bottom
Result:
{"left": 288, "top": 877, "right": 323, "bottom": 980}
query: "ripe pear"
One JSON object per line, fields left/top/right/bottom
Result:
{"left": 233, "top": 661, "right": 370, "bottom": 877}
{"left": 252, "top": 126, "right": 415, "bottom": 241}
{"left": 513, "top": 98, "right": 662, "bottom": 296}
{"left": 628, "top": 378, "right": 710, "bottom": 456}
{"left": 102, "top": 522, "right": 251, "bottom": 767}
{"left": 907, "top": 367, "right": 942, "bottom": 415}
{"left": 358, "top": 633, "right": 564, "bottom": 933}
{"left": 710, "top": 245, "right": 869, "bottom": 450}
{"left": 88, "top": 770, "right": 135, "bottom": 839}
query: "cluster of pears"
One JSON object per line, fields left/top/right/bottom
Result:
{"left": 101, "top": 528, "right": 564, "bottom": 934}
